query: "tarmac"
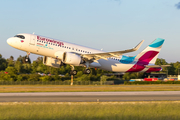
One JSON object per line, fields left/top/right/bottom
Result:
{"left": 0, "top": 91, "right": 180, "bottom": 102}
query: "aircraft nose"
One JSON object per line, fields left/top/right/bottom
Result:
{"left": 7, "top": 38, "right": 12, "bottom": 45}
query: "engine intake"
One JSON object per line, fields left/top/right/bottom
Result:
{"left": 63, "top": 52, "right": 82, "bottom": 66}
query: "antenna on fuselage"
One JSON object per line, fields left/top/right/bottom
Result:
{"left": 33, "top": 32, "right": 35, "bottom": 34}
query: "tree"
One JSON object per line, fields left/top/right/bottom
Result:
{"left": 31, "top": 61, "right": 38, "bottom": 73}
{"left": 155, "top": 58, "right": 168, "bottom": 65}
{"left": 14, "top": 61, "right": 23, "bottom": 73}
{"left": 5, "top": 66, "right": 17, "bottom": 75}
{"left": 7, "top": 56, "right": 15, "bottom": 67}
{"left": 36, "top": 57, "right": 43, "bottom": 64}
{"left": 0, "top": 54, "right": 7, "bottom": 71}
{"left": 9, "top": 56, "right": 14, "bottom": 61}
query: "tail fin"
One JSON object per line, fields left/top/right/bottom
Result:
{"left": 135, "top": 38, "right": 165, "bottom": 65}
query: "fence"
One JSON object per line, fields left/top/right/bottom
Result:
{"left": 0, "top": 80, "right": 121, "bottom": 85}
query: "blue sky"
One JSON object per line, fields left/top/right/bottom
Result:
{"left": 0, "top": 0, "right": 180, "bottom": 62}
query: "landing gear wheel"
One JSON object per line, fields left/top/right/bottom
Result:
{"left": 25, "top": 58, "right": 29, "bottom": 62}
{"left": 70, "top": 70, "right": 77, "bottom": 75}
{"left": 84, "top": 69, "right": 91, "bottom": 74}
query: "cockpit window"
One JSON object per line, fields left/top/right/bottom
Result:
{"left": 14, "top": 35, "right": 25, "bottom": 39}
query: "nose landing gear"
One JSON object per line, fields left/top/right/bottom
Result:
{"left": 25, "top": 52, "right": 30, "bottom": 63}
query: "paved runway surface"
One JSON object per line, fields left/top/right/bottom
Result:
{"left": 1, "top": 91, "right": 180, "bottom": 102}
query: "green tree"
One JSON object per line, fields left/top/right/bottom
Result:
{"left": 5, "top": 66, "right": 17, "bottom": 75}
{"left": 0, "top": 54, "right": 7, "bottom": 71}
{"left": 14, "top": 61, "right": 23, "bottom": 73}
{"left": 155, "top": 58, "right": 168, "bottom": 65}
{"left": 22, "top": 64, "right": 31, "bottom": 73}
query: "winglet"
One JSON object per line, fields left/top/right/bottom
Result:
{"left": 133, "top": 40, "right": 144, "bottom": 51}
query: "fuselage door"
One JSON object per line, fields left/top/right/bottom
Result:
{"left": 30, "top": 35, "right": 36, "bottom": 45}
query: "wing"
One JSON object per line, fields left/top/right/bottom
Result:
{"left": 145, "top": 65, "right": 171, "bottom": 68}
{"left": 82, "top": 40, "right": 144, "bottom": 60}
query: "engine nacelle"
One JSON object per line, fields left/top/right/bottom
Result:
{"left": 43, "top": 56, "right": 63, "bottom": 68}
{"left": 63, "top": 52, "right": 82, "bottom": 66}
{"left": 54, "top": 51, "right": 64, "bottom": 60}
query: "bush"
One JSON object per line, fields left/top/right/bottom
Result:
{"left": 100, "top": 75, "right": 108, "bottom": 82}
{"left": 75, "top": 74, "right": 90, "bottom": 81}
{"left": 40, "top": 76, "right": 52, "bottom": 81}
{"left": 27, "top": 74, "right": 41, "bottom": 81}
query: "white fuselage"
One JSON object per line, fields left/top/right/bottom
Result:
{"left": 7, "top": 33, "right": 155, "bottom": 73}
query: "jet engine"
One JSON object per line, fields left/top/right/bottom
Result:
{"left": 63, "top": 52, "right": 82, "bottom": 66}
{"left": 43, "top": 56, "right": 63, "bottom": 68}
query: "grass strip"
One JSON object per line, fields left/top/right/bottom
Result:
{"left": 1, "top": 85, "right": 180, "bottom": 92}
{"left": 0, "top": 101, "right": 180, "bottom": 120}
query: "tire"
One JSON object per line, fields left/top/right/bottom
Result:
{"left": 25, "top": 58, "right": 28, "bottom": 62}
{"left": 84, "top": 69, "right": 91, "bottom": 74}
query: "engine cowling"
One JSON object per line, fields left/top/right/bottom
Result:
{"left": 54, "top": 51, "right": 64, "bottom": 60}
{"left": 43, "top": 56, "right": 63, "bottom": 68}
{"left": 63, "top": 52, "right": 82, "bottom": 66}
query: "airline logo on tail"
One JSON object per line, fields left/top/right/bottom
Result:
{"left": 127, "top": 38, "right": 165, "bottom": 72}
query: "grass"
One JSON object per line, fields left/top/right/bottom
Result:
{"left": 0, "top": 101, "right": 180, "bottom": 120}
{"left": 0, "top": 84, "right": 180, "bottom": 92}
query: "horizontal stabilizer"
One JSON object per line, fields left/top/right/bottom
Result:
{"left": 145, "top": 65, "right": 171, "bottom": 68}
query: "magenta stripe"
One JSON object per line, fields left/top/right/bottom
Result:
{"left": 146, "top": 68, "right": 161, "bottom": 73}
{"left": 138, "top": 51, "right": 159, "bottom": 65}
{"left": 127, "top": 51, "right": 159, "bottom": 72}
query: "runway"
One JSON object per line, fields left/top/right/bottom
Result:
{"left": 0, "top": 91, "right": 180, "bottom": 102}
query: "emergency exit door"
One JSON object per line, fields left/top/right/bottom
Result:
{"left": 30, "top": 35, "right": 36, "bottom": 45}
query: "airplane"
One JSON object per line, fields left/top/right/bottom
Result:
{"left": 7, "top": 33, "right": 165, "bottom": 75}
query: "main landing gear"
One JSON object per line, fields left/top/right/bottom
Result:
{"left": 70, "top": 63, "right": 91, "bottom": 75}
{"left": 70, "top": 65, "right": 77, "bottom": 75}
{"left": 83, "top": 69, "right": 91, "bottom": 74}
{"left": 83, "top": 62, "right": 91, "bottom": 74}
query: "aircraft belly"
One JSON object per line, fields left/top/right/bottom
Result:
{"left": 112, "top": 64, "right": 134, "bottom": 72}
{"left": 98, "top": 59, "right": 134, "bottom": 72}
